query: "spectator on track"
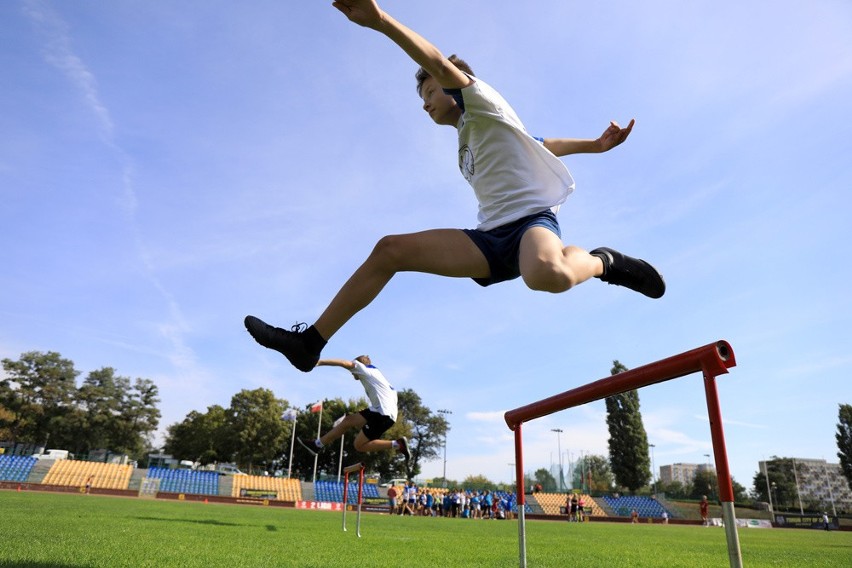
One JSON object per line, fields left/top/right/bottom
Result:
{"left": 386, "top": 485, "right": 399, "bottom": 515}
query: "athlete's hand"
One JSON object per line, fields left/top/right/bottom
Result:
{"left": 598, "top": 119, "right": 635, "bottom": 152}
{"left": 332, "top": 0, "right": 384, "bottom": 30}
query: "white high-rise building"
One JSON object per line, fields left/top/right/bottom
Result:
{"left": 759, "top": 458, "right": 852, "bottom": 513}
{"left": 659, "top": 462, "right": 715, "bottom": 486}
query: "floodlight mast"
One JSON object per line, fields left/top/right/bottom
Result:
{"left": 505, "top": 340, "right": 742, "bottom": 568}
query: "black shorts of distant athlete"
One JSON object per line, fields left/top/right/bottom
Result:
{"left": 463, "top": 209, "right": 561, "bottom": 287}
{"left": 360, "top": 409, "right": 395, "bottom": 441}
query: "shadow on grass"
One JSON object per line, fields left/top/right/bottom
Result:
{"left": 133, "top": 516, "right": 279, "bottom": 531}
{"left": 134, "top": 516, "right": 244, "bottom": 527}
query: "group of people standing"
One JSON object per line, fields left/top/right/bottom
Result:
{"left": 387, "top": 483, "right": 514, "bottom": 519}
{"left": 564, "top": 493, "right": 587, "bottom": 522}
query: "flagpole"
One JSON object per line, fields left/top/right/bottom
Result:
{"left": 312, "top": 403, "right": 322, "bottom": 485}
{"left": 287, "top": 412, "right": 297, "bottom": 479}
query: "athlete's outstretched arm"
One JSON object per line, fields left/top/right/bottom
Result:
{"left": 543, "top": 119, "right": 635, "bottom": 157}
{"left": 331, "top": 0, "right": 470, "bottom": 90}
{"left": 316, "top": 358, "right": 355, "bottom": 370}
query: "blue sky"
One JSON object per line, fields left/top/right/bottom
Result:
{"left": 2, "top": 0, "right": 851, "bottom": 491}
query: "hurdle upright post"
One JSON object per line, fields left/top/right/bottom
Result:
{"left": 356, "top": 465, "right": 365, "bottom": 537}
{"left": 513, "top": 424, "right": 526, "bottom": 568}
{"left": 703, "top": 364, "right": 742, "bottom": 568}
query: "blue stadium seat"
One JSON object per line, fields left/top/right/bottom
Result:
{"left": 0, "top": 455, "right": 37, "bottom": 482}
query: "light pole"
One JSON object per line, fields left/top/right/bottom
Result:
{"left": 763, "top": 460, "right": 774, "bottom": 515}
{"left": 551, "top": 428, "right": 563, "bottom": 492}
{"left": 823, "top": 460, "right": 837, "bottom": 517}
{"left": 438, "top": 409, "right": 452, "bottom": 488}
{"left": 704, "top": 453, "right": 712, "bottom": 500}
{"left": 649, "top": 443, "right": 656, "bottom": 496}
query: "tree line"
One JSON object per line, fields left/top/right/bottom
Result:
{"left": 4, "top": 349, "right": 848, "bottom": 500}
{"left": 0, "top": 350, "right": 449, "bottom": 479}
{"left": 164, "top": 388, "right": 448, "bottom": 480}
{"left": 1, "top": 351, "right": 160, "bottom": 458}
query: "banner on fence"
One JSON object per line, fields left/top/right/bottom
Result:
{"left": 295, "top": 501, "right": 344, "bottom": 511}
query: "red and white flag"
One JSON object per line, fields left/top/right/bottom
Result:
{"left": 310, "top": 401, "right": 323, "bottom": 413}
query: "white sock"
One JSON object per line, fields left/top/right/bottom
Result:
{"left": 391, "top": 440, "right": 399, "bottom": 449}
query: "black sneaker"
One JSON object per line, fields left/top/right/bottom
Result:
{"left": 244, "top": 315, "right": 320, "bottom": 372}
{"left": 396, "top": 437, "right": 411, "bottom": 461}
{"left": 590, "top": 247, "right": 666, "bottom": 299}
{"left": 296, "top": 438, "right": 318, "bottom": 456}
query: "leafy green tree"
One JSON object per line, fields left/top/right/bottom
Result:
{"left": 118, "top": 377, "right": 160, "bottom": 458}
{"left": 0, "top": 406, "right": 16, "bottom": 441}
{"left": 1, "top": 351, "right": 79, "bottom": 445}
{"left": 837, "top": 403, "right": 852, "bottom": 490}
{"left": 431, "top": 476, "right": 458, "bottom": 489}
{"left": 73, "top": 368, "right": 160, "bottom": 458}
{"left": 229, "top": 388, "right": 289, "bottom": 474}
{"left": 752, "top": 457, "right": 798, "bottom": 510}
{"left": 572, "top": 454, "right": 615, "bottom": 493}
{"left": 659, "top": 480, "right": 687, "bottom": 499}
{"left": 291, "top": 398, "right": 363, "bottom": 480}
{"left": 731, "top": 478, "right": 748, "bottom": 503}
{"left": 1, "top": 351, "right": 158, "bottom": 459}
{"left": 605, "top": 361, "right": 651, "bottom": 493}
{"left": 690, "top": 468, "right": 719, "bottom": 500}
{"left": 533, "top": 467, "right": 557, "bottom": 492}
{"left": 396, "top": 389, "right": 447, "bottom": 481}
{"left": 164, "top": 405, "right": 232, "bottom": 464}
{"left": 462, "top": 474, "right": 497, "bottom": 491}
{"left": 76, "top": 368, "right": 125, "bottom": 451}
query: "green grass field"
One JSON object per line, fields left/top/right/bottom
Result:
{"left": 2, "top": 491, "right": 849, "bottom": 568}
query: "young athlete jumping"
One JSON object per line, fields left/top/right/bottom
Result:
{"left": 297, "top": 355, "right": 410, "bottom": 461}
{"left": 246, "top": 0, "right": 665, "bottom": 372}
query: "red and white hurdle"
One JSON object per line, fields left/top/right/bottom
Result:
{"left": 342, "top": 462, "right": 365, "bottom": 537}
{"left": 504, "top": 340, "right": 742, "bottom": 568}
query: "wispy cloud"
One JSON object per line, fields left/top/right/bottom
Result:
{"left": 22, "top": 0, "right": 198, "bottom": 386}
{"left": 466, "top": 410, "right": 507, "bottom": 423}
{"left": 693, "top": 414, "right": 767, "bottom": 430}
{"left": 23, "top": 0, "right": 114, "bottom": 139}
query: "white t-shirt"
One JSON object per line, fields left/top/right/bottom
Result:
{"left": 452, "top": 78, "right": 575, "bottom": 231}
{"left": 351, "top": 360, "right": 398, "bottom": 421}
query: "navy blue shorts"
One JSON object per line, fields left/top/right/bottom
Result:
{"left": 463, "top": 209, "right": 561, "bottom": 287}
{"left": 360, "top": 409, "right": 395, "bottom": 441}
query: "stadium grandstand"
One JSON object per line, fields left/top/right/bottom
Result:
{"left": 0, "top": 455, "right": 37, "bottom": 482}
{"left": 42, "top": 460, "right": 133, "bottom": 490}
{"left": 601, "top": 495, "right": 672, "bottom": 518}
{"left": 532, "top": 492, "right": 604, "bottom": 517}
{"left": 315, "top": 479, "right": 380, "bottom": 504}
{"left": 145, "top": 467, "right": 219, "bottom": 496}
{"left": 231, "top": 474, "right": 302, "bottom": 501}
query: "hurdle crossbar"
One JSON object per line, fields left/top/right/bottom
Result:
{"left": 505, "top": 340, "right": 742, "bottom": 568}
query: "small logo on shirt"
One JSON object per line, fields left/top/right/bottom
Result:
{"left": 459, "top": 145, "right": 474, "bottom": 182}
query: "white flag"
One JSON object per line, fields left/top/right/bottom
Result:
{"left": 282, "top": 408, "right": 298, "bottom": 422}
